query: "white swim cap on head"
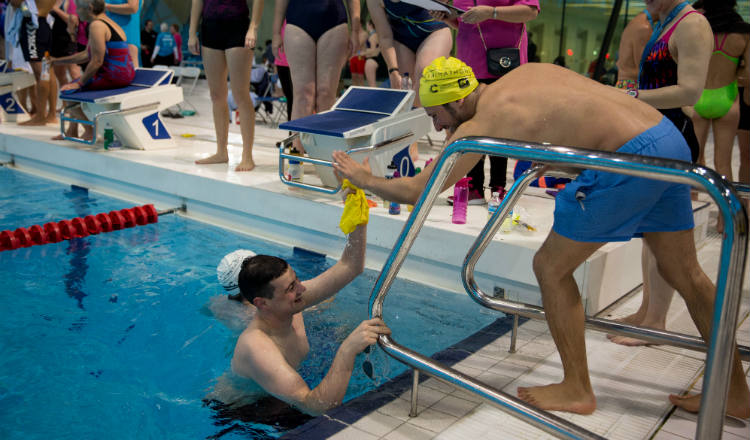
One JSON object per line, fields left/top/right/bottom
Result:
{"left": 217, "top": 249, "right": 257, "bottom": 293}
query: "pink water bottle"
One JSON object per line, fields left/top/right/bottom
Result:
{"left": 452, "top": 177, "right": 471, "bottom": 224}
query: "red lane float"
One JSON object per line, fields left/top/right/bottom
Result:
{"left": 0, "top": 204, "right": 159, "bottom": 252}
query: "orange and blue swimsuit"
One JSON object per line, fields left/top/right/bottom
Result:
{"left": 84, "top": 19, "right": 135, "bottom": 90}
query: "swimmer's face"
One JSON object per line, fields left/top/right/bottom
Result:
{"left": 424, "top": 104, "right": 459, "bottom": 133}
{"left": 267, "top": 267, "right": 306, "bottom": 313}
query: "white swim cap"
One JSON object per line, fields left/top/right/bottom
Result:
{"left": 217, "top": 249, "right": 256, "bottom": 293}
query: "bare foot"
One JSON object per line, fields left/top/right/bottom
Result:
{"left": 51, "top": 134, "right": 65, "bottom": 140}
{"left": 19, "top": 116, "right": 47, "bottom": 126}
{"left": 670, "top": 393, "right": 750, "bottom": 420}
{"left": 195, "top": 153, "right": 229, "bottom": 165}
{"left": 607, "top": 334, "right": 651, "bottom": 346}
{"left": 45, "top": 114, "right": 58, "bottom": 124}
{"left": 517, "top": 383, "right": 596, "bottom": 415}
{"left": 235, "top": 159, "right": 255, "bottom": 172}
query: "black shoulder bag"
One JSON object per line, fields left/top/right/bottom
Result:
{"left": 475, "top": 3, "right": 524, "bottom": 77}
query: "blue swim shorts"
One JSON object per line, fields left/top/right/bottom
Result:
{"left": 553, "top": 116, "right": 694, "bottom": 242}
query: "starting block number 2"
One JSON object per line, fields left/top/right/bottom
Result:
{"left": 0, "top": 93, "right": 23, "bottom": 114}
{"left": 142, "top": 112, "right": 171, "bottom": 140}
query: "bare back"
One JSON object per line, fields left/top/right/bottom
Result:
{"left": 616, "top": 13, "right": 652, "bottom": 82}
{"left": 466, "top": 64, "right": 665, "bottom": 153}
{"left": 705, "top": 33, "right": 750, "bottom": 89}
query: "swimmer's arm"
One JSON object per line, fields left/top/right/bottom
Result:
{"left": 300, "top": 224, "right": 366, "bottom": 309}
{"left": 331, "top": 124, "right": 481, "bottom": 205}
{"left": 77, "top": 22, "right": 107, "bottom": 85}
{"left": 637, "top": 14, "right": 712, "bottom": 108}
{"left": 52, "top": 49, "right": 89, "bottom": 66}
{"left": 105, "top": 0, "right": 139, "bottom": 15}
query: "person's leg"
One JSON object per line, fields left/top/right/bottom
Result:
{"left": 314, "top": 23, "right": 348, "bottom": 113}
{"left": 488, "top": 155, "right": 508, "bottom": 192}
{"left": 226, "top": 46, "right": 256, "bottom": 172}
{"left": 410, "top": 28, "right": 452, "bottom": 160}
{"left": 608, "top": 242, "right": 675, "bottom": 346}
{"left": 284, "top": 24, "right": 318, "bottom": 153}
{"left": 67, "top": 63, "right": 82, "bottom": 82}
{"left": 45, "top": 67, "right": 58, "bottom": 123}
{"left": 195, "top": 47, "right": 230, "bottom": 165}
{"left": 365, "top": 58, "right": 378, "bottom": 87}
{"left": 276, "top": 65, "right": 293, "bottom": 121}
{"left": 517, "top": 231, "right": 603, "bottom": 414}
{"left": 20, "top": 61, "right": 48, "bottom": 125}
{"left": 53, "top": 64, "right": 69, "bottom": 87}
{"left": 466, "top": 156, "right": 486, "bottom": 199}
{"left": 738, "top": 128, "right": 749, "bottom": 183}
{"left": 52, "top": 101, "right": 81, "bottom": 140}
{"left": 691, "top": 112, "right": 710, "bottom": 167}
{"left": 644, "top": 230, "right": 750, "bottom": 418}
{"left": 712, "top": 100, "right": 741, "bottom": 233}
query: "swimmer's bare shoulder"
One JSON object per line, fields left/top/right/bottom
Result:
{"left": 231, "top": 327, "right": 277, "bottom": 379}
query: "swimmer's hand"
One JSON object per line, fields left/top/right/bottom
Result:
{"left": 245, "top": 25, "right": 257, "bottom": 49}
{"left": 188, "top": 34, "right": 200, "bottom": 56}
{"left": 339, "top": 179, "right": 369, "bottom": 234}
{"left": 272, "top": 32, "right": 283, "bottom": 59}
{"left": 341, "top": 318, "right": 391, "bottom": 356}
{"left": 332, "top": 151, "right": 373, "bottom": 189}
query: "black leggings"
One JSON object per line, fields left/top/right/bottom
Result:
{"left": 276, "top": 65, "right": 293, "bottom": 121}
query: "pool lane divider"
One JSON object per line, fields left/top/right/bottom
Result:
{"left": 0, "top": 204, "right": 163, "bottom": 252}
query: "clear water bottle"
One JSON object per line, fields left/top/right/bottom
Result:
{"left": 388, "top": 166, "right": 401, "bottom": 215}
{"left": 452, "top": 177, "right": 471, "bottom": 224}
{"left": 487, "top": 191, "right": 502, "bottom": 221}
{"left": 288, "top": 147, "right": 302, "bottom": 182}
{"left": 40, "top": 51, "right": 51, "bottom": 82}
{"left": 401, "top": 72, "right": 412, "bottom": 91}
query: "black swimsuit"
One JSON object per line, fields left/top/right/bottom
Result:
{"left": 286, "top": 0, "right": 348, "bottom": 42}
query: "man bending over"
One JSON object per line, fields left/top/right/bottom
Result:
{"left": 332, "top": 57, "right": 749, "bottom": 418}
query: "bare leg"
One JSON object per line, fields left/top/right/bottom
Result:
{"left": 315, "top": 23, "right": 348, "bottom": 113}
{"left": 738, "top": 128, "right": 749, "bottom": 183}
{"left": 517, "top": 231, "right": 602, "bottom": 414}
{"left": 644, "top": 230, "right": 750, "bottom": 419}
{"left": 226, "top": 46, "right": 255, "bottom": 171}
{"left": 365, "top": 59, "right": 378, "bottom": 87}
{"left": 284, "top": 24, "right": 318, "bottom": 154}
{"left": 195, "top": 47, "right": 230, "bottom": 165}
{"left": 410, "top": 28, "right": 452, "bottom": 161}
{"left": 712, "top": 100, "right": 741, "bottom": 233}
{"left": 17, "top": 86, "right": 31, "bottom": 114}
{"left": 20, "top": 61, "right": 49, "bottom": 125}
{"left": 45, "top": 68, "right": 58, "bottom": 124}
{"left": 692, "top": 111, "right": 711, "bottom": 167}
{"left": 609, "top": 242, "right": 674, "bottom": 346}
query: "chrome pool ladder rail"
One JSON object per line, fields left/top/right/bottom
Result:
{"left": 368, "top": 136, "right": 747, "bottom": 440}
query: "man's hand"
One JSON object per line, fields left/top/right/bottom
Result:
{"left": 332, "top": 151, "right": 373, "bottom": 189}
{"left": 341, "top": 318, "right": 391, "bottom": 356}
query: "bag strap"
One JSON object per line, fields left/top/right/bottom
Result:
{"left": 472, "top": 1, "right": 525, "bottom": 51}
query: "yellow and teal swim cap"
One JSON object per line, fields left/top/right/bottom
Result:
{"left": 419, "top": 57, "right": 478, "bottom": 107}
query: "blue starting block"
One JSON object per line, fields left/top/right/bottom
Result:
{"left": 0, "top": 60, "right": 35, "bottom": 122}
{"left": 59, "top": 68, "right": 183, "bottom": 149}
{"left": 278, "top": 86, "right": 432, "bottom": 193}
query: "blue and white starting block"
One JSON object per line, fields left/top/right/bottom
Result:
{"left": 278, "top": 86, "right": 432, "bottom": 193}
{"left": 59, "top": 68, "right": 183, "bottom": 149}
{"left": 0, "top": 60, "right": 35, "bottom": 122}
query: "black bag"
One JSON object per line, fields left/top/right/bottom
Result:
{"left": 474, "top": 3, "right": 524, "bottom": 77}
{"left": 485, "top": 47, "right": 521, "bottom": 77}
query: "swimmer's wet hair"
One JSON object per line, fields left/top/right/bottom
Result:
{"left": 235, "top": 255, "right": 289, "bottom": 303}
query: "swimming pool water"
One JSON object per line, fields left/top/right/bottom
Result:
{"left": 0, "top": 168, "right": 498, "bottom": 439}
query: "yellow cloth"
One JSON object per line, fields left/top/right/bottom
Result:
{"left": 339, "top": 179, "right": 369, "bottom": 234}
{"left": 419, "top": 56, "right": 479, "bottom": 107}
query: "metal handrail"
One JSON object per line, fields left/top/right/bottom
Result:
{"left": 277, "top": 132, "right": 414, "bottom": 194}
{"left": 464, "top": 165, "right": 750, "bottom": 360}
{"left": 59, "top": 102, "right": 159, "bottom": 145}
{"left": 368, "top": 136, "right": 747, "bottom": 440}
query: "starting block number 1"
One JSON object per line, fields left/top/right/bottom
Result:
{"left": 142, "top": 112, "right": 171, "bottom": 140}
{"left": 0, "top": 93, "right": 23, "bottom": 114}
